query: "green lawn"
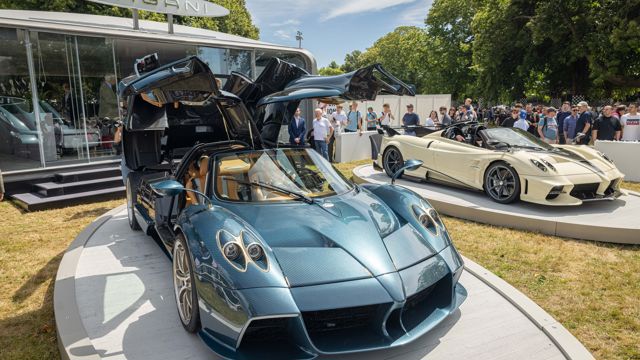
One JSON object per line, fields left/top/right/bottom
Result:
{"left": 0, "top": 162, "right": 638, "bottom": 359}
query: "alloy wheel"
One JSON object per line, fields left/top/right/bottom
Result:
{"left": 486, "top": 165, "right": 517, "bottom": 201}
{"left": 384, "top": 148, "right": 404, "bottom": 177}
{"left": 173, "top": 241, "right": 193, "bottom": 325}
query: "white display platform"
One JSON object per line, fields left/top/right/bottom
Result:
{"left": 354, "top": 165, "right": 640, "bottom": 245}
{"left": 595, "top": 141, "right": 640, "bottom": 182}
{"left": 55, "top": 206, "right": 594, "bottom": 360}
{"left": 335, "top": 130, "right": 377, "bottom": 163}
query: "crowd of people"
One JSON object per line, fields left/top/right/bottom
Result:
{"left": 295, "top": 97, "right": 640, "bottom": 161}
{"left": 490, "top": 101, "right": 640, "bottom": 144}
{"left": 292, "top": 98, "right": 484, "bottom": 161}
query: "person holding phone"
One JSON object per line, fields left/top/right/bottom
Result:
{"left": 378, "top": 103, "right": 395, "bottom": 126}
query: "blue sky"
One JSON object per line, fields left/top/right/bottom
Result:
{"left": 245, "top": 0, "right": 433, "bottom": 68}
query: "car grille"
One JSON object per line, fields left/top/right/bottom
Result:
{"left": 303, "top": 304, "right": 379, "bottom": 334}
{"left": 301, "top": 303, "right": 389, "bottom": 352}
{"left": 300, "top": 274, "right": 454, "bottom": 352}
{"left": 570, "top": 183, "right": 600, "bottom": 200}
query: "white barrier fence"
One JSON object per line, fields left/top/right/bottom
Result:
{"left": 357, "top": 94, "right": 452, "bottom": 127}
{"left": 323, "top": 94, "right": 452, "bottom": 127}
{"left": 594, "top": 140, "right": 640, "bottom": 182}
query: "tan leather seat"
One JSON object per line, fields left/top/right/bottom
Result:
{"left": 216, "top": 158, "right": 250, "bottom": 201}
{"left": 184, "top": 163, "right": 199, "bottom": 207}
{"left": 197, "top": 155, "right": 209, "bottom": 192}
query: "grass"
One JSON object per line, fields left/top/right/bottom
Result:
{"left": 0, "top": 162, "right": 637, "bottom": 359}
{"left": 0, "top": 199, "right": 124, "bottom": 360}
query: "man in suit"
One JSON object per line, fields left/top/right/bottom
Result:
{"left": 288, "top": 108, "right": 306, "bottom": 147}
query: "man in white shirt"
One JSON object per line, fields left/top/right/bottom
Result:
{"left": 378, "top": 103, "right": 395, "bottom": 127}
{"left": 620, "top": 103, "right": 640, "bottom": 141}
{"left": 328, "top": 104, "right": 347, "bottom": 162}
{"left": 313, "top": 108, "right": 333, "bottom": 160}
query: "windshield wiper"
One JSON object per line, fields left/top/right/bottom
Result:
{"left": 229, "top": 178, "right": 314, "bottom": 204}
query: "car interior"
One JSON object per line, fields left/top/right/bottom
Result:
{"left": 442, "top": 124, "right": 487, "bottom": 148}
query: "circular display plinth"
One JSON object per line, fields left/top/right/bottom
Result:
{"left": 55, "top": 206, "right": 593, "bottom": 360}
{"left": 354, "top": 165, "right": 640, "bottom": 245}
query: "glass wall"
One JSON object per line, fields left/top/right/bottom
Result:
{"left": 30, "top": 32, "right": 120, "bottom": 167}
{"left": 256, "top": 50, "right": 308, "bottom": 78}
{"left": 0, "top": 28, "right": 43, "bottom": 172}
{"left": 0, "top": 25, "right": 313, "bottom": 173}
{"left": 197, "top": 47, "right": 252, "bottom": 85}
{"left": 115, "top": 39, "right": 197, "bottom": 79}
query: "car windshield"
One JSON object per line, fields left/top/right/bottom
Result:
{"left": 0, "top": 106, "right": 31, "bottom": 132}
{"left": 483, "top": 127, "right": 554, "bottom": 150}
{"left": 214, "top": 148, "right": 353, "bottom": 203}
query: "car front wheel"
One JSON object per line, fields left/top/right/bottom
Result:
{"left": 383, "top": 146, "right": 404, "bottom": 178}
{"left": 484, "top": 161, "right": 520, "bottom": 204}
{"left": 126, "top": 174, "right": 140, "bottom": 231}
{"left": 173, "top": 234, "right": 200, "bottom": 333}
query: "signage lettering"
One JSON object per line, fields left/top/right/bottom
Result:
{"left": 86, "top": 0, "right": 229, "bottom": 17}
{"left": 185, "top": 0, "right": 199, "bottom": 12}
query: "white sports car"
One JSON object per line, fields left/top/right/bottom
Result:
{"left": 375, "top": 122, "right": 624, "bottom": 206}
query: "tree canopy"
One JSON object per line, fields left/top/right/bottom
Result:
{"left": 0, "top": 0, "right": 259, "bottom": 39}
{"left": 332, "top": 0, "right": 639, "bottom": 102}
{"left": 318, "top": 61, "right": 345, "bottom": 76}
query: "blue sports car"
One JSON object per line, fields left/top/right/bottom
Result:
{"left": 121, "top": 56, "right": 466, "bottom": 359}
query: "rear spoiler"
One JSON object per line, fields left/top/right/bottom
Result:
{"left": 379, "top": 125, "right": 444, "bottom": 137}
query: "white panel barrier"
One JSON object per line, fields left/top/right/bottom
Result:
{"left": 594, "top": 140, "right": 640, "bottom": 182}
{"left": 358, "top": 94, "right": 451, "bottom": 127}
{"left": 328, "top": 94, "right": 451, "bottom": 163}
{"left": 335, "top": 130, "right": 378, "bottom": 163}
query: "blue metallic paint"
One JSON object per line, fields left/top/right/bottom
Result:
{"left": 167, "top": 183, "right": 466, "bottom": 359}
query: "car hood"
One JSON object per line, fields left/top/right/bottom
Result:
{"left": 222, "top": 189, "right": 434, "bottom": 287}
{"left": 523, "top": 147, "right": 616, "bottom": 176}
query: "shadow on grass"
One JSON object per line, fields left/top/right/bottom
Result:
{"left": 1, "top": 262, "right": 59, "bottom": 360}
{"left": 66, "top": 207, "right": 112, "bottom": 221}
{"left": 12, "top": 252, "right": 64, "bottom": 303}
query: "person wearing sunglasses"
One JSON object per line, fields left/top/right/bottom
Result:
{"left": 563, "top": 106, "right": 579, "bottom": 142}
{"left": 501, "top": 103, "right": 522, "bottom": 128}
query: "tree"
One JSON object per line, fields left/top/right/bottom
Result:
{"left": 423, "top": 0, "right": 478, "bottom": 99}
{"left": 318, "top": 61, "right": 345, "bottom": 76}
{"left": 358, "top": 26, "right": 430, "bottom": 93}
{"left": 0, "top": 0, "right": 259, "bottom": 39}
{"left": 341, "top": 50, "right": 364, "bottom": 72}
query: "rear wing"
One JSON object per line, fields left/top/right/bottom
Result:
{"left": 379, "top": 125, "right": 444, "bottom": 137}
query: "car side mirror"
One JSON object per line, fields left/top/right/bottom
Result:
{"left": 151, "top": 180, "right": 185, "bottom": 197}
{"left": 392, "top": 159, "right": 423, "bottom": 185}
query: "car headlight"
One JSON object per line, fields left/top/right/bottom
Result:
{"left": 222, "top": 242, "right": 241, "bottom": 261}
{"left": 241, "top": 231, "right": 269, "bottom": 271}
{"left": 217, "top": 229, "right": 246, "bottom": 270}
{"left": 541, "top": 159, "right": 556, "bottom": 171}
{"left": 530, "top": 159, "right": 548, "bottom": 172}
{"left": 246, "top": 243, "right": 264, "bottom": 261}
{"left": 412, "top": 205, "right": 440, "bottom": 235}
{"left": 597, "top": 151, "right": 614, "bottom": 164}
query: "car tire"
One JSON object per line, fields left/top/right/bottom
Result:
{"left": 126, "top": 174, "right": 141, "bottom": 231}
{"left": 383, "top": 146, "right": 404, "bottom": 178}
{"left": 173, "top": 233, "right": 200, "bottom": 333}
{"left": 483, "top": 161, "right": 520, "bottom": 204}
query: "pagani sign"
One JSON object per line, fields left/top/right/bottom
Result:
{"left": 87, "top": 0, "right": 229, "bottom": 17}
